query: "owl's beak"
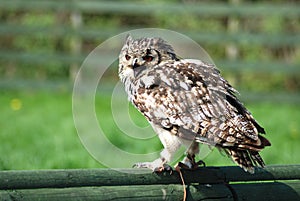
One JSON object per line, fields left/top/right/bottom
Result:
{"left": 132, "top": 58, "right": 140, "bottom": 69}
{"left": 130, "top": 58, "right": 145, "bottom": 77}
{"left": 131, "top": 58, "right": 137, "bottom": 68}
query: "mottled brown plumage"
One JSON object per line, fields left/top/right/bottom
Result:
{"left": 118, "top": 36, "right": 271, "bottom": 173}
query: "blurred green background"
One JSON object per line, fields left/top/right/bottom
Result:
{"left": 0, "top": 0, "right": 300, "bottom": 170}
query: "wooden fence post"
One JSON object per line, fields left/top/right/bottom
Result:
{"left": 70, "top": 9, "right": 82, "bottom": 82}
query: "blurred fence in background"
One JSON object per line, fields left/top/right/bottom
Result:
{"left": 0, "top": 0, "right": 299, "bottom": 102}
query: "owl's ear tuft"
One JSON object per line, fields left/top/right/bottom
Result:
{"left": 125, "top": 34, "right": 133, "bottom": 44}
{"left": 168, "top": 52, "right": 180, "bottom": 61}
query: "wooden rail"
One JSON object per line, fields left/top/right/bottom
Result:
{"left": 0, "top": 165, "right": 299, "bottom": 200}
{"left": 1, "top": 0, "right": 300, "bottom": 17}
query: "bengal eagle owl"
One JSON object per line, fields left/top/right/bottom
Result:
{"left": 118, "top": 35, "right": 271, "bottom": 173}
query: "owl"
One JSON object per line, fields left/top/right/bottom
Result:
{"left": 118, "top": 35, "right": 271, "bottom": 173}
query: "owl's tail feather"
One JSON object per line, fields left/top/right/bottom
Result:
{"left": 225, "top": 149, "right": 265, "bottom": 174}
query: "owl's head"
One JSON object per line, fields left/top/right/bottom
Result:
{"left": 118, "top": 35, "right": 178, "bottom": 80}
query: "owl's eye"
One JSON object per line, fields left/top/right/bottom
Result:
{"left": 125, "top": 54, "right": 131, "bottom": 61}
{"left": 143, "top": 55, "right": 154, "bottom": 62}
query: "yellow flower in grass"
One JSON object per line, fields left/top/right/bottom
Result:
{"left": 10, "top": 98, "right": 22, "bottom": 111}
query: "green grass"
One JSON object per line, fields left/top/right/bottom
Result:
{"left": 0, "top": 90, "right": 299, "bottom": 170}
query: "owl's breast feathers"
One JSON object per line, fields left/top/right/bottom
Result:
{"left": 128, "top": 59, "right": 270, "bottom": 152}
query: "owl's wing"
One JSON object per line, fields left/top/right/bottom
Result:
{"left": 133, "top": 59, "right": 270, "bottom": 150}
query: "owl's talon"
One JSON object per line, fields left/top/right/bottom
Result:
{"left": 153, "top": 164, "right": 173, "bottom": 174}
{"left": 196, "top": 160, "right": 206, "bottom": 167}
{"left": 175, "top": 162, "right": 190, "bottom": 170}
{"left": 177, "top": 158, "right": 206, "bottom": 170}
{"left": 160, "top": 164, "right": 174, "bottom": 174}
{"left": 153, "top": 166, "right": 164, "bottom": 173}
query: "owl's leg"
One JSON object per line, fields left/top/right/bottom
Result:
{"left": 133, "top": 129, "right": 182, "bottom": 172}
{"left": 177, "top": 141, "right": 204, "bottom": 169}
